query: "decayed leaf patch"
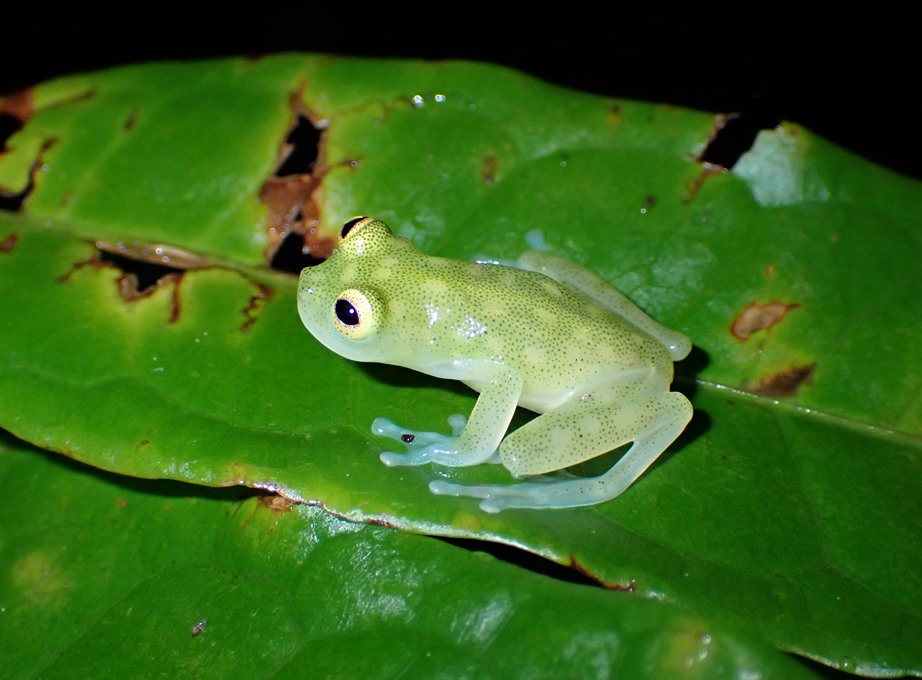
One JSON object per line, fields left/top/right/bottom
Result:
{"left": 0, "top": 137, "right": 54, "bottom": 207}
{"left": 749, "top": 364, "right": 816, "bottom": 397}
{"left": 0, "top": 89, "right": 34, "bottom": 122}
{"left": 683, "top": 162, "right": 723, "bottom": 202}
{"left": 731, "top": 300, "right": 802, "bottom": 341}
{"left": 259, "top": 92, "right": 341, "bottom": 267}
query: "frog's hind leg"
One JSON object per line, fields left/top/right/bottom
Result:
{"left": 430, "top": 374, "right": 692, "bottom": 512}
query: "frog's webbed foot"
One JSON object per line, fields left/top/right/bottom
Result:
{"left": 374, "top": 415, "right": 500, "bottom": 467}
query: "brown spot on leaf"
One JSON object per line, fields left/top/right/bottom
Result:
{"left": 750, "top": 364, "right": 815, "bottom": 397}
{"left": 0, "top": 88, "right": 34, "bottom": 122}
{"left": 240, "top": 284, "right": 274, "bottom": 332}
{"left": 731, "top": 300, "right": 801, "bottom": 341}
{"left": 259, "top": 495, "right": 293, "bottom": 514}
{"left": 565, "top": 556, "right": 616, "bottom": 589}
{"left": 641, "top": 194, "right": 656, "bottom": 212}
{"left": 58, "top": 251, "right": 115, "bottom": 282}
{"left": 481, "top": 155, "right": 497, "bottom": 183}
{"left": 123, "top": 108, "right": 139, "bottom": 131}
{"left": 606, "top": 104, "right": 622, "bottom": 126}
{"left": 260, "top": 174, "right": 322, "bottom": 256}
{"left": 0, "top": 233, "right": 17, "bottom": 252}
{"left": 682, "top": 162, "right": 723, "bottom": 203}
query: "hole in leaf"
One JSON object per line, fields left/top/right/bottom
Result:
{"left": 0, "top": 115, "right": 28, "bottom": 211}
{"left": 700, "top": 111, "right": 780, "bottom": 169}
{"left": 260, "top": 108, "right": 332, "bottom": 265}
{"left": 0, "top": 187, "right": 21, "bottom": 212}
{"left": 0, "top": 111, "right": 20, "bottom": 153}
{"left": 275, "top": 113, "right": 322, "bottom": 177}
{"left": 98, "top": 248, "right": 186, "bottom": 294}
{"left": 269, "top": 229, "right": 325, "bottom": 275}
{"left": 0, "top": 90, "right": 37, "bottom": 211}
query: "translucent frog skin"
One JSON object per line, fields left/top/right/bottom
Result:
{"left": 297, "top": 217, "right": 693, "bottom": 513}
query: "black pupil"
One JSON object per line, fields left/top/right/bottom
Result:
{"left": 335, "top": 298, "right": 360, "bottom": 326}
{"left": 341, "top": 216, "right": 368, "bottom": 239}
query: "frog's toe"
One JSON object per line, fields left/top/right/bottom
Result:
{"left": 372, "top": 417, "right": 406, "bottom": 440}
{"left": 373, "top": 418, "right": 440, "bottom": 450}
{"left": 429, "top": 480, "right": 527, "bottom": 514}
{"left": 479, "top": 495, "right": 529, "bottom": 514}
{"left": 373, "top": 416, "right": 466, "bottom": 446}
{"left": 380, "top": 445, "right": 452, "bottom": 466}
{"left": 379, "top": 438, "right": 453, "bottom": 466}
{"left": 380, "top": 450, "right": 414, "bottom": 466}
{"left": 446, "top": 413, "right": 467, "bottom": 436}
{"left": 430, "top": 479, "right": 486, "bottom": 498}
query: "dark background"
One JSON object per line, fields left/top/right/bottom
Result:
{"left": 1, "top": 26, "right": 918, "bottom": 180}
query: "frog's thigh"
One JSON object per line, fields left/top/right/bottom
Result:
{"left": 500, "top": 373, "right": 667, "bottom": 476}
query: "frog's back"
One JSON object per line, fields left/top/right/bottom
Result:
{"left": 424, "top": 257, "right": 674, "bottom": 394}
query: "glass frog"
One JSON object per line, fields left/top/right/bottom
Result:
{"left": 297, "top": 217, "right": 693, "bottom": 513}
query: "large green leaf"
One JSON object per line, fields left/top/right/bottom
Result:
{"left": 0, "top": 434, "right": 818, "bottom": 678}
{"left": 1, "top": 55, "right": 919, "bottom": 677}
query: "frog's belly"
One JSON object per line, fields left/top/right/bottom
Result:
{"left": 469, "top": 364, "right": 665, "bottom": 415}
{"left": 460, "top": 377, "right": 587, "bottom": 415}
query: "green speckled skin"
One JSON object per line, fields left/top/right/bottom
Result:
{"left": 298, "top": 218, "right": 692, "bottom": 512}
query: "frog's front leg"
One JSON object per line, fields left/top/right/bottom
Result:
{"left": 376, "top": 365, "right": 522, "bottom": 468}
{"left": 430, "top": 368, "right": 692, "bottom": 512}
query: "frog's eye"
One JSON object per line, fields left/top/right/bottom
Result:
{"left": 332, "top": 288, "right": 379, "bottom": 340}
{"left": 340, "top": 216, "right": 373, "bottom": 241}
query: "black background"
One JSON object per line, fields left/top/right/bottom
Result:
{"left": 1, "top": 22, "right": 918, "bottom": 179}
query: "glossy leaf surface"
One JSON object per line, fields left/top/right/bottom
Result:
{"left": 0, "top": 435, "right": 820, "bottom": 678}
{"left": 1, "top": 55, "right": 919, "bottom": 677}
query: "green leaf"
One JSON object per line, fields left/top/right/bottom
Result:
{"left": 1, "top": 55, "right": 919, "bottom": 676}
{"left": 1, "top": 436, "right": 820, "bottom": 678}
